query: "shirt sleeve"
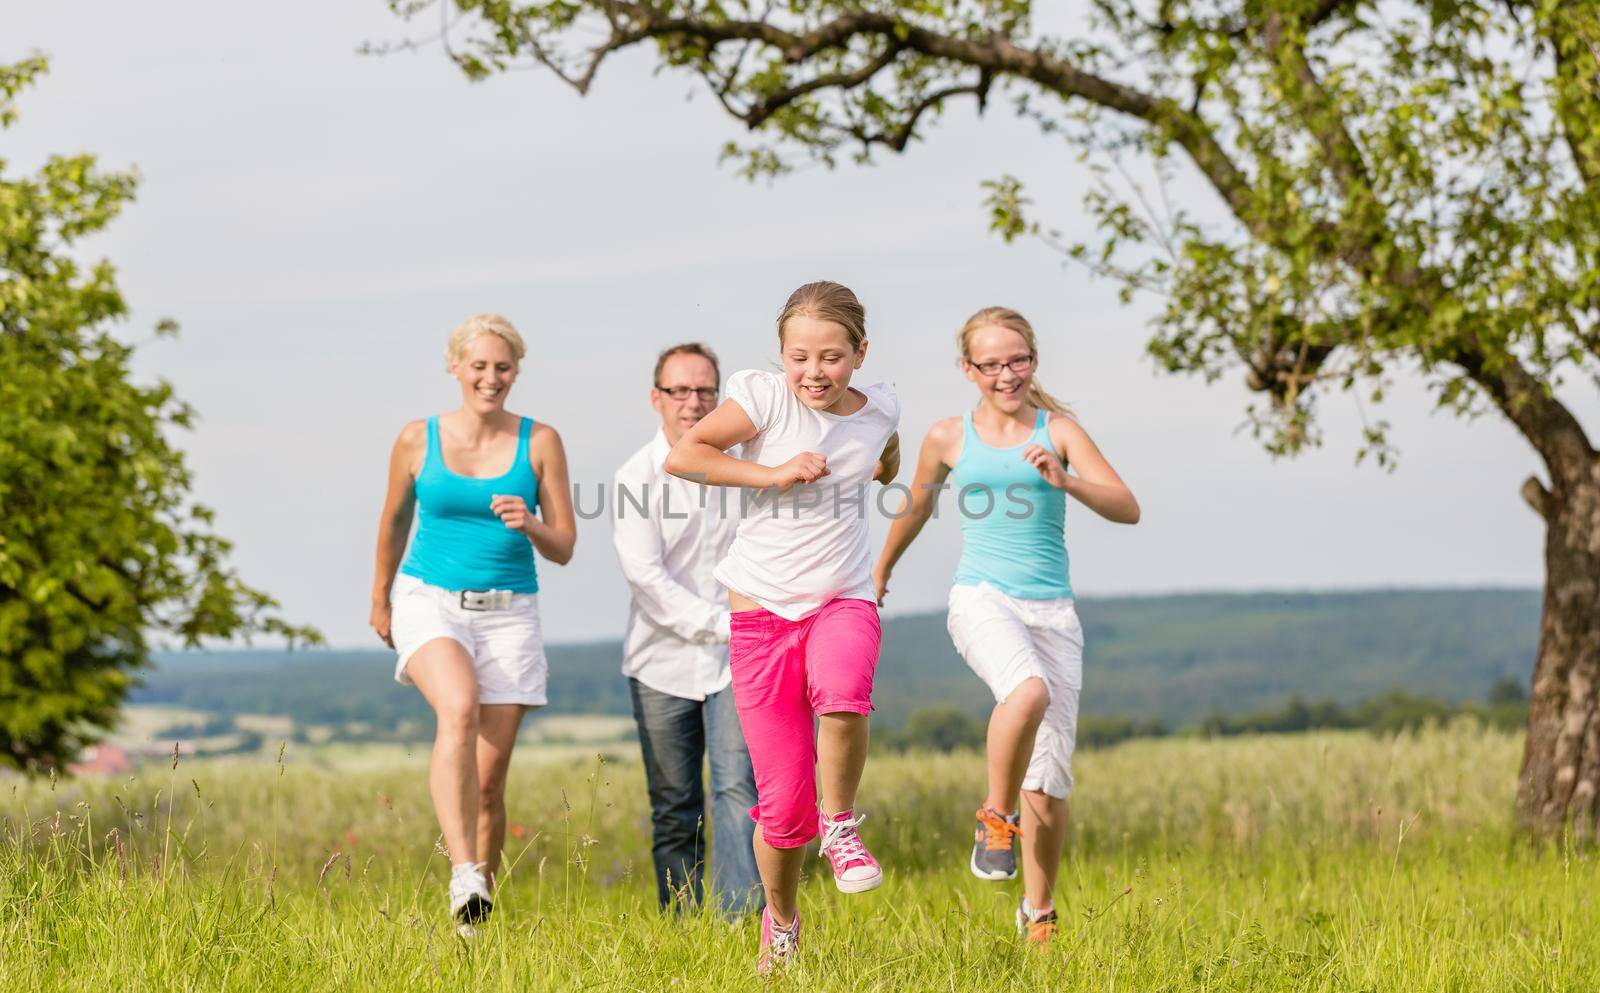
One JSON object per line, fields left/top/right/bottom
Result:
{"left": 610, "top": 470, "right": 730, "bottom": 646}
{"left": 724, "top": 369, "right": 776, "bottom": 434}
{"left": 871, "top": 381, "right": 902, "bottom": 425}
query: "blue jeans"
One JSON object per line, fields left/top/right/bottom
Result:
{"left": 629, "top": 678, "right": 762, "bottom": 916}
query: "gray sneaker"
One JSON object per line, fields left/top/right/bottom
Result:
{"left": 970, "top": 807, "right": 1021, "bottom": 881}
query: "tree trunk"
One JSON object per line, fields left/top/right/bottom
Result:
{"left": 1515, "top": 457, "right": 1600, "bottom": 834}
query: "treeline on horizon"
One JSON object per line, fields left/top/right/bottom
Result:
{"left": 135, "top": 588, "right": 1540, "bottom": 746}
{"left": 879, "top": 678, "right": 1531, "bottom": 753}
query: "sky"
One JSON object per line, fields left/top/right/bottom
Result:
{"left": 5, "top": 2, "right": 1591, "bottom": 648}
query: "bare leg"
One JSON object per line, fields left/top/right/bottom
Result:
{"left": 405, "top": 639, "right": 481, "bottom": 865}
{"left": 474, "top": 703, "right": 529, "bottom": 883}
{"left": 817, "top": 712, "right": 869, "bottom": 816}
{"left": 752, "top": 825, "right": 807, "bottom": 926}
{"left": 1019, "top": 789, "right": 1069, "bottom": 910}
{"left": 984, "top": 678, "right": 1049, "bottom": 814}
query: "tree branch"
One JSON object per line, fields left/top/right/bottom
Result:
{"left": 453, "top": 1, "right": 1591, "bottom": 479}
{"left": 1455, "top": 336, "right": 1597, "bottom": 478}
{"left": 743, "top": 43, "right": 903, "bottom": 128}
{"left": 1306, "top": 0, "right": 1361, "bottom": 30}
{"left": 566, "top": 4, "right": 1265, "bottom": 237}
{"left": 1260, "top": 12, "right": 1372, "bottom": 200}
{"left": 1522, "top": 474, "right": 1552, "bottom": 519}
{"left": 1545, "top": 6, "right": 1600, "bottom": 191}
{"left": 840, "top": 77, "right": 990, "bottom": 152}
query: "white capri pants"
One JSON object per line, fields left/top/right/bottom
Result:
{"left": 390, "top": 573, "right": 549, "bottom": 706}
{"left": 946, "top": 582, "right": 1084, "bottom": 799}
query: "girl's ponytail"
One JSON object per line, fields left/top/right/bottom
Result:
{"left": 1025, "top": 380, "right": 1073, "bottom": 417}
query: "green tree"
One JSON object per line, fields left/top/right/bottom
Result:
{"left": 897, "top": 704, "right": 985, "bottom": 752}
{"left": 0, "top": 57, "right": 318, "bottom": 771}
{"left": 392, "top": 1, "right": 1600, "bottom": 834}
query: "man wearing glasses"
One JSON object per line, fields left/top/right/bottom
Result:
{"left": 610, "top": 343, "right": 761, "bottom": 916}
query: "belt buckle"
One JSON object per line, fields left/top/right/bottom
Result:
{"left": 459, "top": 589, "right": 513, "bottom": 611}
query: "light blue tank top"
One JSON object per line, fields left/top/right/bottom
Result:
{"left": 400, "top": 416, "right": 540, "bottom": 593}
{"left": 950, "top": 409, "right": 1072, "bottom": 600}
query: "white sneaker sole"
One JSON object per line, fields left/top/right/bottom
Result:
{"left": 833, "top": 870, "right": 883, "bottom": 894}
{"left": 971, "top": 850, "right": 1017, "bottom": 881}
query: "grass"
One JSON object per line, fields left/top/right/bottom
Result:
{"left": 2, "top": 721, "right": 1593, "bottom": 991}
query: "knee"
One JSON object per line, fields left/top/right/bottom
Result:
{"left": 435, "top": 698, "right": 479, "bottom": 739}
{"left": 1008, "top": 678, "right": 1050, "bottom": 722}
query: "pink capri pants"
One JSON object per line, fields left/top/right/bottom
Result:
{"left": 728, "top": 597, "right": 881, "bottom": 849}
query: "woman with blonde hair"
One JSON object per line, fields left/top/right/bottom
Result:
{"left": 873, "top": 306, "right": 1138, "bottom": 947}
{"left": 369, "top": 314, "right": 576, "bottom": 935}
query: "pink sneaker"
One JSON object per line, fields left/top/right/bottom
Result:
{"left": 817, "top": 808, "right": 883, "bottom": 893}
{"left": 758, "top": 906, "right": 800, "bottom": 973}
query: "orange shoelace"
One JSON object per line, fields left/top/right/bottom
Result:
{"left": 1024, "top": 912, "right": 1057, "bottom": 947}
{"left": 975, "top": 807, "right": 1023, "bottom": 851}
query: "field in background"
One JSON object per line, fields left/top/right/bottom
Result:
{"left": 127, "top": 588, "right": 1540, "bottom": 756}
{"left": 4, "top": 724, "right": 1593, "bottom": 991}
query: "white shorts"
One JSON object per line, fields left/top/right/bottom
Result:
{"left": 390, "top": 573, "right": 549, "bottom": 706}
{"left": 946, "top": 582, "right": 1083, "bottom": 799}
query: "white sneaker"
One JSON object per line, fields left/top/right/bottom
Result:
{"left": 449, "top": 862, "right": 493, "bottom": 935}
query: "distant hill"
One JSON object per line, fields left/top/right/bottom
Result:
{"left": 138, "top": 588, "right": 1539, "bottom": 734}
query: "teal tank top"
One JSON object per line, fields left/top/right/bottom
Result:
{"left": 950, "top": 409, "right": 1072, "bottom": 600}
{"left": 400, "top": 416, "right": 540, "bottom": 593}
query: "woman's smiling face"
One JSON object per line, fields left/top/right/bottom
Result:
{"left": 781, "top": 313, "right": 866, "bottom": 413}
{"left": 451, "top": 333, "right": 519, "bottom": 414}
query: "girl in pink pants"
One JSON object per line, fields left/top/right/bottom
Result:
{"left": 664, "top": 280, "right": 901, "bottom": 971}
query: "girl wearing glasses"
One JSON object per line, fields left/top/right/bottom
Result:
{"left": 369, "top": 314, "right": 577, "bottom": 936}
{"left": 872, "top": 306, "right": 1139, "bottom": 948}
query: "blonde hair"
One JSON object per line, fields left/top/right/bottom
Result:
{"left": 958, "top": 306, "right": 1074, "bottom": 417}
{"left": 776, "top": 281, "right": 867, "bottom": 350}
{"left": 445, "top": 313, "right": 527, "bottom": 370}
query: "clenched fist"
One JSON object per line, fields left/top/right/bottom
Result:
{"left": 369, "top": 601, "right": 394, "bottom": 648}
{"left": 1021, "top": 444, "right": 1071, "bottom": 490}
{"left": 764, "top": 451, "right": 830, "bottom": 492}
{"left": 490, "top": 493, "right": 537, "bottom": 536}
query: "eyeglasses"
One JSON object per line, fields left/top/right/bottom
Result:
{"left": 655, "top": 385, "right": 719, "bottom": 402}
{"left": 968, "top": 355, "right": 1036, "bottom": 377}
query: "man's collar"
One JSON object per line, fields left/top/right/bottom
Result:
{"left": 651, "top": 428, "right": 674, "bottom": 468}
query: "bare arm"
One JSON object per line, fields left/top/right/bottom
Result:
{"left": 873, "top": 431, "right": 901, "bottom": 484}
{"left": 489, "top": 423, "right": 577, "bottom": 564}
{"left": 1024, "top": 415, "right": 1141, "bottom": 525}
{"left": 872, "top": 419, "right": 958, "bottom": 604}
{"left": 370, "top": 421, "right": 423, "bottom": 647}
{"left": 528, "top": 425, "right": 578, "bottom": 564}
{"left": 664, "top": 398, "right": 830, "bottom": 490}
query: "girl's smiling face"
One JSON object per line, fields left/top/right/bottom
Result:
{"left": 963, "top": 324, "right": 1036, "bottom": 414}
{"left": 450, "top": 333, "right": 519, "bottom": 414}
{"left": 781, "top": 313, "right": 867, "bottom": 413}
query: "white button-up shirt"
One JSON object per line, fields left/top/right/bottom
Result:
{"left": 611, "top": 430, "right": 739, "bottom": 701}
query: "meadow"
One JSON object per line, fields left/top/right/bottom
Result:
{"left": 2, "top": 724, "right": 1592, "bottom": 991}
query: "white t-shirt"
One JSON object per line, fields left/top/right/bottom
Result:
{"left": 712, "top": 369, "right": 900, "bottom": 621}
